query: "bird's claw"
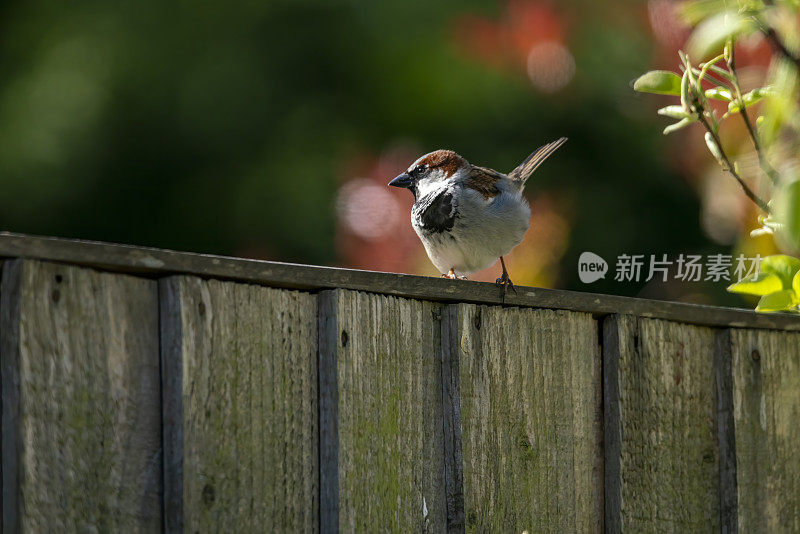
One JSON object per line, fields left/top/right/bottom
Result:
{"left": 495, "top": 274, "right": 517, "bottom": 296}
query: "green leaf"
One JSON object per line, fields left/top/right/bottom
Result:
{"left": 761, "top": 254, "right": 800, "bottom": 289}
{"left": 687, "top": 11, "right": 757, "bottom": 60}
{"left": 728, "top": 86, "right": 773, "bottom": 113}
{"left": 707, "top": 64, "right": 736, "bottom": 83}
{"left": 680, "top": 67, "right": 693, "bottom": 113}
{"left": 775, "top": 180, "right": 800, "bottom": 252}
{"left": 679, "top": 0, "right": 728, "bottom": 25}
{"left": 692, "top": 67, "right": 728, "bottom": 87}
{"left": 750, "top": 213, "right": 782, "bottom": 237}
{"left": 727, "top": 272, "right": 783, "bottom": 295}
{"left": 793, "top": 270, "right": 800, "bottom": 297}
{"left": 756, "top": 289, "right": 798, "bottom": 312}
{"left": 658, "top": 105, "right": 692, "bottom": 119}
{"left": 759, "top": 55, "right": 799, "bottom": 146}
{"left": 704, "top": 132, "right": 724, "bottom": 161}
{"left": 663, "top": 118, "right": 694, "bottom": 134}
{"left": 633, "top": 70, "right": 683, "bottom": 95}
{"left": 705, "top": 87, "right": 733, "bottom": 101}
{"left": 743, "top": 86, "right": 773, "bottom": 105}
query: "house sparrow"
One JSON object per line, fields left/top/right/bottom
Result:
{"left": 389, "top": 138, "right": 567, "bottom": 294}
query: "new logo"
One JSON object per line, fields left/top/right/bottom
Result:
{"left": 578, "top": 251, "right": 608, "bottom": 283}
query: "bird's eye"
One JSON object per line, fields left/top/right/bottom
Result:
{"left": 413, "top": 164, "right": 427, "bottom": 175}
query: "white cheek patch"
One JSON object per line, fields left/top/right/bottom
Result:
{"left": 415, "top": 175, "right": 449, "bottom": 199}
{"left": 417, "top": 180, "right": 447, "bottom": 198}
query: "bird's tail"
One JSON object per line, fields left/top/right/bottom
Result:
{"left": 508, "top": 137, "right": 567, "bottom": 185}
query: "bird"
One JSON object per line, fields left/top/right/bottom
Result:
{"left": 388, "top": 138, "right": 567, "bottom": 295}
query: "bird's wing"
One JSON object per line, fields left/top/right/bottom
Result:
{"left": 464, "top": 166, "right": 503, "bottom": 199}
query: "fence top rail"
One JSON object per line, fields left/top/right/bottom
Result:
{"left": 0, "top": 231, "right": 797, "bottom": 331}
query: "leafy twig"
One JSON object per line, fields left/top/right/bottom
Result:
{"left": 696, "top": 112, "right": 771, "bottom": 213}
{"left": 726, "top": 40, "right": 780, "bottom": 185}
{"left": 675, "top": 52, "right": 770, "bottom": 212}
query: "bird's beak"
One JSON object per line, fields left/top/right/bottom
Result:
{"left": 389, "top": 172, "right": 413, "bottom": 188}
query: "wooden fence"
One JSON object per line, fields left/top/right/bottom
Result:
{"left": 0, "top": 232, "right": 798, "bottom": 532}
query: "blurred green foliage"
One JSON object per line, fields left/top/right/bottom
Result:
{"left": 634, "top": 0, "right": 800, "bottom": 310}
{"left": 0, "top": 0, "right": 732, "bottom": 299}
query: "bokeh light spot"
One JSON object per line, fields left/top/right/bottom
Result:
{"left": 336, "top": 179, "right": 402, "bottom": 241}
{"left": 526, "top": 41, "right": 575, "bottom": 92}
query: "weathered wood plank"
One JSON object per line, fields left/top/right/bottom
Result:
{"left": 318, "top": 289, "right": 446, "bottom": 532}
{"left": 1, "top": 259, "right": 161, "bottom": 532}
{"left": 730, "top": 328, "right": 800, "bottom": 532}
{"left": 604, "top": 315, "right": 720, "bottom": 531}
{"left": 453, "top": 305, "right": 603, "bottom": 532}
{"left": 0, "top": 231, "right": 796, "bottom": 331}
{"left": 161, "top": 276, "right": 318, "bottom": 533}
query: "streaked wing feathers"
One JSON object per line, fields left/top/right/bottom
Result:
{"left": 465, "top": 166, "right": 502, "bottom": 199}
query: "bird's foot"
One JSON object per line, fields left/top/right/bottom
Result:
{"left": 495, "top": 256, "right": 517, "bottom": 302}
{"left": 495, "top": 273, "right": 517, "bottom": 295}
{"left": 496, "top": 257, "right": 517, "bottom": 300}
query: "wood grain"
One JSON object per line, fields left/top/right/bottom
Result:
{"left": 730, "top": 328, "right": 800, "bottom": 532}
{"left": 318, "top": 289, "right": 447, "bottom": 532}
{"left": 1, "top": 259, "right": 161, "bottom": 532}
{"left": 453, "top": 304, "right": 603, "bottom": 532}
{"left": 0, "top": 231, "right": 796, "bottom": 331}
{"left": 160, "top": 276, "right": 318, "bottom": 533}
{"left": 604, "top": 315, "right": 720, "bottom": 532}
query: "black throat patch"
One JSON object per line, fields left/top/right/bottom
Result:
{"left": 415, "top": 190, "right": 456, "bottom": 234}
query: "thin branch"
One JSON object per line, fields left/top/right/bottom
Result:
{"left": 763, "top": 27, "right": 800, "bottom": 70}
{"left": 726, "top": 41, "right": 780, "bottom": 185}
{"left": 697, "top": 113, "right": 772, "bottom": 213}
{"left": 758, "top": 0, "right": 800, "bottom": 67}
{"left": 739, "top": 106, "right": 780, "bottom": 184}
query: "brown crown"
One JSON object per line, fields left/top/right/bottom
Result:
{"left": 417, "top": 150, "right": 467, "bottom": 177}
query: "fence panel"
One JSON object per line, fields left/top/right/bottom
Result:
{"left": 1, "top": 235, "right": 799, "bottom": 533}
{"left": 318, "top": 289, "right": 447, "bottom": 532}
{"left": 160, "top": 276, "right": 318, "bottom": 533}
{"left": 1, "top": 259, "right": 161, "bottom": 532}
{"left": 447, "top": 304, "right": 602, "bottom": 532}
{"left": 604, "top": 315, "right": 720, "bottom": 532}
{"left": 730, "top": 328, "right": 800, "bottom": 532}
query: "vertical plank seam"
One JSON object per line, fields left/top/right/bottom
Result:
{"left": 156, "top": 276, "right": 166, "bottom": 534}
{"left": 602, "top": 314, "right": 627, "bottom": 534}
{"left": 593, "top": 313, "right": 606, "bottom": 532}
{"left": 440, "top": 305, "right": 465, "bottom": 533}
{"left": 159, "top": 277, "right": 184, "bottom": 534}
{"left": 317, "top": 290, "right": 339, "bottom": 534}
{"left": 714, "top": 328, "right": 738, "bottom": 534}
{"left": 1, "top": 259, "right": 22, "bottom": 534}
